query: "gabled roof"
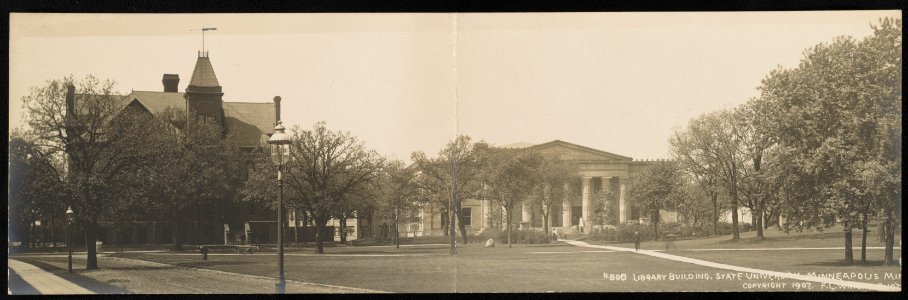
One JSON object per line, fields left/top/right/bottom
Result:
{"left": 188, "top": 56, "right": 220, "bottom": 87}
{"left": 223, "top": 102, "right": 276, "bottom": 147}
{"left": 500, "top": 142, "right": 535, "bottom": 149}
{"left": 527, "top": 140, "right": 633, "bottom": 161}
{"left": 127, "top": 91, "right": 185, "bottom": 114}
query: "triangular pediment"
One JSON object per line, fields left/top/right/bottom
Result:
{"left": 527, "top": 140, "right": 632, "bottom": 161}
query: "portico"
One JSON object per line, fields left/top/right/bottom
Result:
{"left": 416, "top": 140, "right": 658, "bottom": 237}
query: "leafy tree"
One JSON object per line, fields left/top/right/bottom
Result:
{"left": 734, "top": 97, "right": 779, "bottom": 238}
{"left": 528, "top": 155, "right": 578, "bottom": 236}
{"left": 282, "top": 121, "right": 382, "bottom": 254}
{"left": 22, "top": 76, "right": 161, "bottom": 269}
{"left": 9, "top": 130, "right": 68, "bottom": 249}
{"left": 378, "top": 160, "right": 424, "bottom": 249}
{"left": 671, "top": 110, "right": 746, "bottom": 240}
{"left": 412, "top": 135, "right": 487, "bottom": 254}
{"left": 626, "top": 161, "right": 686, "bottom": 240}
{"left": 132, "top": 107, "right": 240, "bottom": 250}
{"left": 481, "top": 148, "right": 541, "bottom": 248}
{"left": 761, "top": 18, "right": 901, "bottom": 264}
{"left": 675, "top": 182, "right": 714, "bottom": 228}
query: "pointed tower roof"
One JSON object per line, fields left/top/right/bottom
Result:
{"left": 188, "top": 55, "right": 220, "bottom": 88}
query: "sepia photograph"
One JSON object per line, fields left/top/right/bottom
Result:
{"left": 6, "top": 10, "right": 902, "bottom": 294}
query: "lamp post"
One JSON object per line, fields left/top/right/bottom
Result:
{"left": 268, "top": 121, "right": 291, "bottom": 294}
{"left": 34, "top": 220, "right": 42, "bottom": 248}
{"left": 66, "top": 206, "right": 74, "bottom": 273}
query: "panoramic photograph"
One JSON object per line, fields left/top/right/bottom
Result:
{"left": 7, "top": 11, "right": 902, "bottom": 294}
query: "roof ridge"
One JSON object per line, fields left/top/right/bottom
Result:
{"left": 529, "top": 140, "right": 632, "bottom": 160}
{"left": 224, "top": 101, "right": 274, "bottom": 105}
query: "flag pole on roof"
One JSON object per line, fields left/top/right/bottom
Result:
{"left": 202, "top": 27, "right": 217, "bottom": 57}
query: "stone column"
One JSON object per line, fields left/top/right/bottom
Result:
{"left": 520, "top": 204, "right": 531, "bottom": 223}
{"left": 619, "top": 180, "right": 627, "bottom": 224}
{"left": 581, "top": 177, "right": 591, "bottom": 231}
{"left": 483, "top": 199, "right": 491, "bottom": 228}
{"left": 562, "top": 193, "right": 572, "bottom": 229}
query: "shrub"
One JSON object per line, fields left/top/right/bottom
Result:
{"left": 589, "top": 225, "right": 618, "bottom": 242}
{"left": 498, "top": 228, "right": 552, "bottom": 244}
{"left": 616, "top": 224, "right": 655, "bottom": 242}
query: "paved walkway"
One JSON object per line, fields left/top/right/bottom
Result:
{"left": 561, "top": 240, "right": 900, "bottom": 292}
{"left": 7, "top": 259, "right": 94, "bottom": 295}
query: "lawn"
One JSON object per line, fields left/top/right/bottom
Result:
{"left": 17, "top": 227, "right": 899, "bottom": 293}
{"left": 104, "top": 231, "right": 901, "bottom": 292}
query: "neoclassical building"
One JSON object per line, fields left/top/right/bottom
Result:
{"left": 416, "top": 140, "right": 675, "bottom": 237}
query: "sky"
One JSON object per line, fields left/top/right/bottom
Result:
{"left": 8, "top": 11, "right": 900, "bottom": 162}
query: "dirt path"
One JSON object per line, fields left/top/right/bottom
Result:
{"left": 20, "top": 254, "right": 383, "bottom": 294}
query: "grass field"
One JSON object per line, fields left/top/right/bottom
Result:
{"left": 16, "top": 226, "right": 901, "bottom": 293}
{"left": 98, "top": 226, "right": 901, "bottom": 292}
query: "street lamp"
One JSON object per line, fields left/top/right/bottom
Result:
{"left": 268, "top": 121, "right": 291, "bottom": 294}
{"left": 66, "top": 206, "right": 74, "bottom": 273}
{"left": 34, "top": 220, "right": 42, "bottom": 248}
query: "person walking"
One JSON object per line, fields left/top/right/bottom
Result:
{"left": 634, "top": 231, "right": 640, "bottom": 252}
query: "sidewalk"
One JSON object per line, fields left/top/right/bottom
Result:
{"left": 8, "top": 259, "right": 94, "bottom": 295}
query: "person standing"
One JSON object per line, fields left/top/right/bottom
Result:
{"left": 634, "top": 231, "right": 640, "bottom": 252}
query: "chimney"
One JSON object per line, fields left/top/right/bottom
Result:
{"left": 65, "top": 84, "right": 75, "bottom": 115}
{"left": 273, "top": 96, "right": 282, "bottom": 125}
{"left": 162, "top": 74, "right": 180, "bottom": 92}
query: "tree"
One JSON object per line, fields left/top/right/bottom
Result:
{"left": 9, "top": 130, "right": 68, "bottom": 250}
{"left": 734, "top": 97, "right": 779, "bottom": 238}
{"left": 482, "top": 148, "right": 541, "bottom": 248}
{"left": 626, "top": 160, "right": 686, "bottom": 240}
{"left": 675, "top": 183, "right": 714, "bottom": 228}
{"left": 133, "top": 107, "right": 240, "bottom": 250}
{"left": 378, "top": 160, "right": 424, "bottom": 249}
{"left": 282, "top": 121, "right": 382, "bottom": 254}
{"left": 671, "top": 110, "right": 746, "bottom": 240}
{"left": 528, "top": 155, "right": 578, "bottom": 237}
{"left": 22, "top": 76, "right": 161, "bottom": 269}
{"left": 412, "top": 135, "right": 487, "bottom": 254}
{"left": 761, "top": 18, "right": 901, "bottom": 264}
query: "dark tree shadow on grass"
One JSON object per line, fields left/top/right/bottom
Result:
{"left": 176, "top": 260, "right": 256, "bottom": 268}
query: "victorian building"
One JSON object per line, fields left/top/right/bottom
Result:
{"left": 76, "top": 52, "right": 283, "bottom": 245}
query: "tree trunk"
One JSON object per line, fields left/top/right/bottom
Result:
{"left": 506, "top": 207, "right": 513, "bottom": 248}
{"left": 653, "top": 209, "right": 659, "bottom": 241}
{"left": 755, "top": 204, "right": 764, "bottom": 238}
{"left": 860, "top": 209, "right": 868, "bottom": 262}
{"left": 844, "top": 222, "right": 854, "bottom": 265}
{"left": 368, "top": 212, "right": 374, "bottom": 239}
{"left": 449, "top": 202, "right": 457, "bottom": 255}
{"left": 52, "top": 212, "right": 57, "bottom": 248}
{"left": 84, "top": 222, "right": 99, "bottom": 270}
{"left": 711, "top": 192, "right": 718, "bottom": 236}
{"left": 442, "top": 207, "right": 449, "bottom": 237}
{"left": 456, "top": 202, "right": 469, "bottom": 244}
{"left": 302, "top": 211, "right": 308, "bottom": 247}
{"left": 294, "top": 207, "right": 300, "bottom": 243}
{"left": 730, "top": 188, "right": 740, "bottom": 240}
{"left": 151, "top": 221, "right": 157, "bottom": 245}
{"left": 314, "top": 219, "right": 326, "bottom": 254}
{"left": 542, "top": 209, "right": 550, "bottom": 242}
{"left": 395, "top": 207, "right": 400, "bottom": 249}
{"left": 171, "top": 210, "right": 182, "bottom": 251}
{"left": 884, "top": 216, "right": 895, "bottom": 265}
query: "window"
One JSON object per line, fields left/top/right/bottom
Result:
{"left": 461, "top": 208, "right": 472, "bottom": 226}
